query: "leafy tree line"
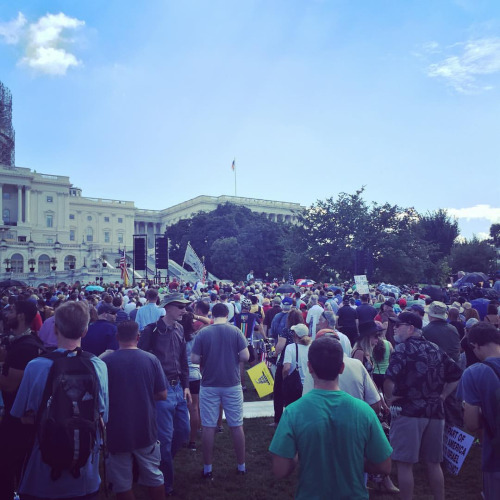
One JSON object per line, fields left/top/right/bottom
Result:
{"left": 166, "top": 194, "right": 498, "bottom": 284}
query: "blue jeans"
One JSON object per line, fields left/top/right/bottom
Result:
{"left": 156, "top": 382, "right": 190, "bottom": 492}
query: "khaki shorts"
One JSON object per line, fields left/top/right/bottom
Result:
{"left": 107, "top": 441, "right": 163, "bottom": 493}
{"left": 390, "top": 415, "right": 444, "bottom": 463}
{"left": 200, "top": 385, "right": 244, "bottom": 427}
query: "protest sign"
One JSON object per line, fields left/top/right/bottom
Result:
{"left": 354, "top": 275, "right": 369, "bottom": 295}
{"left": 443, "top": 425, "right": 474, "bottom": 475}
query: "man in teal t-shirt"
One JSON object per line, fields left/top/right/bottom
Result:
{"left": 269, "top": 337, "right": 392, "bottom": 500}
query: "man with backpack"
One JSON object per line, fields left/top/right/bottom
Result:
{"left": 10, "top": 300, "right": 108, "bottom": 500}
{"left": 457, "top": 322, "right": 500, "bottom": 500}
{"left": 138, "top": 293, "right": 191, "bottom": 497}
{"left": 0, "top": 299, "right": 45, "bottom": 500}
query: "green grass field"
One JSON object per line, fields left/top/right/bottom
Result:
{"left": 100, "top": 373, "right": 484, "bottom": 499}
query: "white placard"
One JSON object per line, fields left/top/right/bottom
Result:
{"left": 354, "top": 275, "right": 369, "bottom": 295}
{"left": 443, "top": 425, "right": 474, "bottom": 475}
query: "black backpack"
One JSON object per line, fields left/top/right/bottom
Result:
{"left": 36, "top": 348, "right": 101, "bottom": 480}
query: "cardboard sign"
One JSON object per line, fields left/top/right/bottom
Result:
{"left": 354, "top": 275, "right": 369, "bottom": 295}
{"left": 247, "top": 362, "right": 274, "bottom": 398}
{"left": 443, "top": 425, "right": 474, "bottom": 475}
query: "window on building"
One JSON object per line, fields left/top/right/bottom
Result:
{"left": 46, "top": 214, "right": 53, "bottom": 228}
{"left": 3, "top": 193, "right": 10, "bottom": 199}
{"left": 70, "top": 229, "right": 75, "bottom": 241}
{"left": 69, "top": 214, "right": 75, "bottom": 220}
{"left": 38, "top": 254, "right": 50, "bottom": 273}
{"left": 118, "top": 217, "right": 123, "bottom": 223}
{"left": 87, "top": 216, "right": 92, "bottom": 221}
{"left": 3, "top": 209, "right": 10, "bottom": 222}
{"left": 17, "top": 236, "right": 26, "bottom": 242}
{"left": 118, "top": 233, "right": 124, "bottom": 243}
{"left": 104, "top": 216, "right": 110, "bottom": 222}
{"left": 46, "top": 238, "right": 54, "bottom": 244}
{"left": 104, "top": 231, "right": 110, "bottom": 243}
{"left": 87, "top": 227, "right": 93, "bottom": 242}
{"left": 11, "top": 253, "right": 24, "bottom": 273}
{"left": 47, "top": 196, "right": 53, "bottom": 203}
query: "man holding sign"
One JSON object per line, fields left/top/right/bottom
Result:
{"left": 457, "top": 322, "right": 500, "bottom": 500}
{"left": 191, "top": 303, "right": 249, "bottom": 479}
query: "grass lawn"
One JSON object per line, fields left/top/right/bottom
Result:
{"left": 100, "top": 372, "right": 484, "bottom": 499}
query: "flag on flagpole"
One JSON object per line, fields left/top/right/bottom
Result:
{"left": 120, "top": 248, "right": 129, "bottom": 287}
{"left": 231, "top": 158, "right": 235, "bottom": 171}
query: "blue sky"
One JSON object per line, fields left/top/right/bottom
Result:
{"left": 0, "top": 0, "right": 499, "bottom": 239}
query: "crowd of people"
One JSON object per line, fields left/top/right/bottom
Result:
{"left": 0, "top": 273, "right": 499, "bottom": 499}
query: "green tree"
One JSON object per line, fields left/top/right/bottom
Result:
{"left": 450, "top": 236, "right": 497, "bottom": 274}
{"left": 166, "top": 203, "right": 290, "bottom": 280}
{"left": 490, "top": 223, "right": 500, "bottom": 246}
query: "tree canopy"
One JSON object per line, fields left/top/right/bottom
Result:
{"left": 165, "top": 193, "right": 495, "bottom": 284}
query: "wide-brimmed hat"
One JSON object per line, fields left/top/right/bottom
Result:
{"left": 358, "top": 321, "right": 383, "bottom": 338}
{"left": 427, "top": 301, "right": 448, "bottom": 320}
{"left": 451, "top": 301, "right": 464, "bottom": 314}
{"left": 159, "top": 293, "right": 191, "bottom": 308}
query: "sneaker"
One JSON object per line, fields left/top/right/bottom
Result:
{"left": 217, "top": 426, "right": 224, "bottom": 433}
{"left": 202, "top": 471, "right": 213, "bottom": 480}
{"left": 188, "top": 441, "right": 197, "bottom": 451}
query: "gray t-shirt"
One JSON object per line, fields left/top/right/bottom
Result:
{"left": 192, "top": 323, "right": 247, "bottom": 387}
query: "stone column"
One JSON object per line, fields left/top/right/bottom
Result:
{"left": 25, "top": 187, "right": 31, "bottom": 223}
{"left": 17, "top": 185, "right": 23, "bottom": 224}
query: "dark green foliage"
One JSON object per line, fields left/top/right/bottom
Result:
{"left": 450, "top": 236, "right": 497, "bottom": 274}
{"left": 166, "top": 203, "right": 291, "bottom": 281}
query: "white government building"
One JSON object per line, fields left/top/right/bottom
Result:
{"left": 0, "top": 163, "right": 303, "bottom": 283}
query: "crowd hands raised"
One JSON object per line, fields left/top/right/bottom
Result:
{"left": 0, "top": 272, "right": 499, "bottom": 500}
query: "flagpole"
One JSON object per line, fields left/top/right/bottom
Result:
{"left": 233, "top": 157, "right": 237, "bottom": 197}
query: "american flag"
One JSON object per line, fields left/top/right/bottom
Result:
{"left": 231, "top": 159, "right": 235, "bottom": 171}
{"left": 120, "top": 248, "right": 129, "bottom": 286}
{"left": 288, "top": 268, "right": 294, "bottom": 285}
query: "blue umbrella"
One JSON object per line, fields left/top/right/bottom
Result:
{"left": 85, "top": 285, "right": 105, "bottom": 292}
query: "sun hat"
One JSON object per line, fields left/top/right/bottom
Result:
{"left": 159, "top": 293, "right": 191, "bottom": 308}
{"left": 426, "top": 301, "right": 448, "bottom": 320}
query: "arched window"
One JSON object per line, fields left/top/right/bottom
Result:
{"left": 38, "top": 254, "right": 50, "bottom": 274}
{"left": 11, "top": 253, "right": 23, "bottom": 273}
{"left": 86, "top": 227, "right": 93, "bottom": 242}
{"left": 64, "top": 255, "right": 76, "bottom": 270}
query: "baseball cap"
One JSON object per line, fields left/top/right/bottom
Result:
{"left": 282, "top": 297, "right": 293, "bottom": 308}
{"left": 291, "top": 324, "right": 309, "bottom": 338}
{"left": 97, "top": 303, "right": 119, "bottom": 315}
{"left": 389, "top": 311, "right": 423, "bottom": 330}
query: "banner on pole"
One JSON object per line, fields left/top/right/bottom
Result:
{"left": 247, "top": 362, "right": 274, "bottom": 398}
{"left": 183, "top": 243, "right": 204, "bottom": 280}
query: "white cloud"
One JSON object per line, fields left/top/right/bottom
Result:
{"left": 446, "top": 204, "right": 500, "bottom": 222}
{"left": 426, "top": 37, "right": 500, "bottom": 93}
{"left": 0, "top": 12, "right": 85, "bottom": 75}
{"left": 0, "top": 12, "right": 27, "bottom": 44}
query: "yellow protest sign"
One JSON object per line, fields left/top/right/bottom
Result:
{"left": 247, "top": 362, "right": 274, "bottom": 398}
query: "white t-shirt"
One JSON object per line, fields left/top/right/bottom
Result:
{"left": 302, "top": 355, "right": 380, "bottom": 406}
{"left": 306, "top": 304, "right": 324, "bottom": 340}
{"left": 283, "top": 343, "right": 310, "bottom": 385}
